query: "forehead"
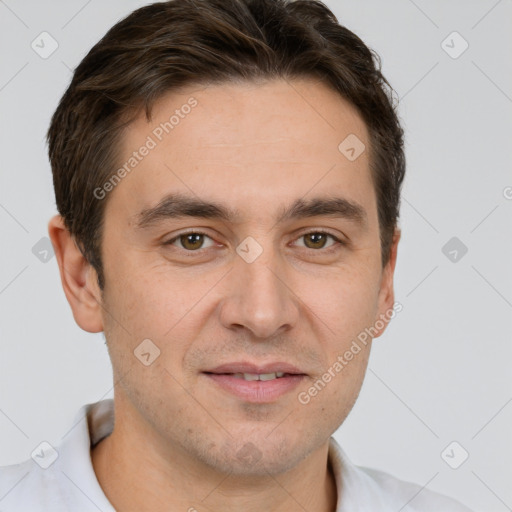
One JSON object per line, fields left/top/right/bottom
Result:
{"left": 107, "top": 78, "right": 375, "bottom": 226}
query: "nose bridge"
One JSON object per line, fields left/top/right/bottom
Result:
{"left": 219, "top": 242, "right": 299, "bottom": 338}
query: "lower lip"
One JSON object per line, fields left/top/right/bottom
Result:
{"left": 203, "top": 373, "right": 306, "bottom": 403}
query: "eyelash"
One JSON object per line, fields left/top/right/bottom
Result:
{"left": 163, "top": 229, "right": 345, "bottom": 255}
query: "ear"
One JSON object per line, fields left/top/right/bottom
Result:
{"left": 48, "top": 215, "right": 104, "bottom": 333}
{"left": 373, "top": 227, "right": 401, "bottom": 339}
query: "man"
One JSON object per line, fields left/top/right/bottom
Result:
{"left": 0, "top": 0, "right": 473, "bottom": 510}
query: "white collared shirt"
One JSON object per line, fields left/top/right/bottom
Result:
{"left": 0, "top": 399, "right": 473, "bottom": 511}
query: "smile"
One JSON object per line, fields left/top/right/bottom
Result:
{"left": 231, "top": 372, "right": 286, "bottom": 381}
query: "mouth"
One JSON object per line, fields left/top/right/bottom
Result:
{"left": 218, "top": 371, "right": 289, "bottom": 381}
{"left": 204, "top": 361, "right": 306, "bottom": 376}
{"left": 202, "top": 362, "right": 307, "bottom": 403}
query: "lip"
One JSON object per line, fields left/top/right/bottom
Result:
{"left": 205, "top": 361, "right": 305, "bottom": 375}
{"left": 202, "top": 361, "right": 307, "bottom": 403}
{"left": 204, "top": 373, "right": 306, "bottom": 403}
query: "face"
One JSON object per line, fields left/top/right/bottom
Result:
{"left": 94, "top": 78, "right": 398, "bottom": 476}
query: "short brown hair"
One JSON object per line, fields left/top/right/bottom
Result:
{"left": 48, "top": 0, "right": 405, "bottom": 289}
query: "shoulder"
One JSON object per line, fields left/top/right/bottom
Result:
{"left": 0, "top": 400, "right": 116, "bottom": 511}
{"left": 360, "top": 465, "right": 474, "bottom": 511}
{"left": 0, "top": 458, "right": 65, "bottom": 511}
{"left": 328, "top": 437, "right": 474, "bottom": 511}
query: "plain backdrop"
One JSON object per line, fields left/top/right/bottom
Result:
{"left": 0, "top": 1, "right": 511, "bottom": 511}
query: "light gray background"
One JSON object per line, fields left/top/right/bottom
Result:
{"left": 1, "top": 1, "right": 511, "bottom": 510}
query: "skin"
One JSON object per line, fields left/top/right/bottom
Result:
{"left": 49, "top": 78, "right": 400, "bottom": 512}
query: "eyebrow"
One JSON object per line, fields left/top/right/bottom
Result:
{"left": 135, "top": 192, "right": 368, "bottom": 230}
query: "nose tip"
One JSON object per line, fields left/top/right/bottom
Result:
{"left": 218, "top": 256, "right": 299, "bottom": 339}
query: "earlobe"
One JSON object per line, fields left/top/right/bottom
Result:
{"left": 373, "top": 227, "right": 401, "bottom": 339}
{"left": 48, "top": 214, "right": 104, "bottom": 333}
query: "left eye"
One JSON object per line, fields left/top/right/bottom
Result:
{"left": 294, "top": 232, "right": 339, "bottom": 250}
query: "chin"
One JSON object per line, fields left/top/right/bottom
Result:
{"left": 192, "top": 432, "right": 314, "bottom": 477}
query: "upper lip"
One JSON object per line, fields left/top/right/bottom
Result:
{"left": 204, "top": 362, "right": 306, "bottom": 375}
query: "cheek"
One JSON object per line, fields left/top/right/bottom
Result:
{"left": 294, "top": 340, "right": 371, "bottom": 437}
{"left": 101, "top": 258, "right": 225, "bottom": 384}
{"left": 104, "top": 257, "right": 203, "bottom": 338}
{"left": 298, "top": 265, "right": 381, "bottom": 341}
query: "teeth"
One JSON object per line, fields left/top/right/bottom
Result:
{"left": 231, "top": 372, "right": 286, "bottom": 381}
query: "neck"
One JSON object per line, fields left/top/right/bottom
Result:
{"left": 91, "top": 402, "right": 337, "bottom": 512}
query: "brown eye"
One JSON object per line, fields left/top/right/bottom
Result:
{"left": 303, "top": 233, "right": 330, "bottom": 249}
{"left": 180, "top": 233, "right": 205, "bottom": 250}
{"left": 296, "top": 231, "right": 342, "bottom": 251}
{"left": 165, "top": 232, "right": 215, "bottom": 251}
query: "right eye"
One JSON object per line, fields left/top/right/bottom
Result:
{"left": 164, "top": 231, "right": 217, "bottom": 252}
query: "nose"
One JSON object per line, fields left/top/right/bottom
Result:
{"left": 218, "top": 248, "right": 300, "bottom": 339}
